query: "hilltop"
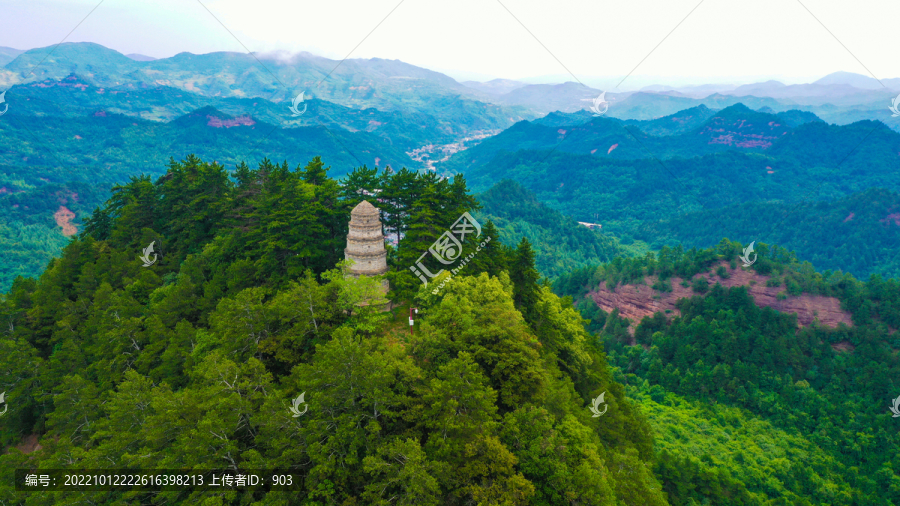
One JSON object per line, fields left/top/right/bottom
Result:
{"left": 554, "top": 241, "right": 900, "bottom": 503}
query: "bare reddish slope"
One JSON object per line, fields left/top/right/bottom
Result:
{"left": 54, "top": 206, "right": 77, "bottom": 236}
{"left": 589, "top": 262, "right": 852, "bottom": 333}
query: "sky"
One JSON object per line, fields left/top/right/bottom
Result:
{"left": 1, "top": 0, "right": 897, "bottom": 91}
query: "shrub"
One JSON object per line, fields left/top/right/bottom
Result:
{"left": 652, "top": 279, "right": 673, "bottom": 292}
{"left": 692, "top": 276, "right": 709, "bottom": 294}
{"left": 716, "top": 266, "right": 730, "bottom": 279}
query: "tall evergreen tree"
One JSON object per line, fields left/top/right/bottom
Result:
{"left": 340, "top": 165, "right": 381, "bottom": 205}
{"left": 509, "top": 237, "right": 541, "bottom": 324}
{"left": 469, "top": 220, "right": 508, "bottom": 279}
{"left": 390, "top": 180, "right": 446, "bottom": 301}
{"left": 379, "top": 167, "right": 421, "bottom": 247}
{"left": 155, "top": 155, "right": 234, "bottom": 262}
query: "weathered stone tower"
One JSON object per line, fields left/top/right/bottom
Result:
{"left": 345, "top": 200, "right": 389, "bottom": 294}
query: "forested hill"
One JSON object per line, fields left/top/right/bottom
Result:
{"left": 0, "top": 155, "right": 669, "bottom": 505}
{"left": 636, "top": 187, "right": 900, "bottom": 280}
{"left": 554, "top": 241, "right": 900, "bottom": 503}
{"left": 440, "top": 102, "right": 900, "bottom": 281}
{"left": 1, "top": 42, "right": 535, "bottom": 122}
{"left": 3, "top": 154, "right": 900, "bottom": 503}
{"left": 0, "top": 67, "right": 524, "bottom": 291}
{"left": 0, "top": 103, "right": 412, "bottom": 292}
{"left": 475, "top": 179, "right": 628, "bottom": 278}
{"left": 438, "top": 102, "right": 846, "bottom": 176}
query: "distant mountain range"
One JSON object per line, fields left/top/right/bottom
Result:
{"left": 0, "top": 42, "right": 534, "bottom": 125}
{"left": 2, "top": 42, "right": 899, "bottom": 128}
{"left": 438, "top": 103, "right": 833, "bottom": 176}
{"left": 455, "top": 71, "right": 900, "bottom": 127}
{"left": 2, "top": 41, "right": 900, "bottom": 288}
{"left": 442, "top": 102, "right": 900, "bottom": 280}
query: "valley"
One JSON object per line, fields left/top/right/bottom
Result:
{"left": 1, "top": 35, "right": 900, "bottom": 505}
{"left": 406, "top": 129, "right": 500, "bottom": 171}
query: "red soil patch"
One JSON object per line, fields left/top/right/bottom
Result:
{"left": 589, "top": 262, "right": 853, "bottom": 335}
{"left": 591, "top": 149, "right": 598, "bottom": 154}
{"left": 843, "top": 212, "right": 855, "bottom": 222}
{"left": 831, "top": 341, "right": 855, "bottom": 353}
{"left": 709, "top": 134, "right": 734, "bottom": 145}
{"left": 700, "top": 116, "right": 786, "bottom": 148}
{"left": 608, "top": 143, "right": 619, "bottom": 154}
{"left": 735, "top": 139, "right": 773, "bottom": 148}
{"left": 207, "top": 115, "right": 255, "bottom": 128}
{"left": 33, "top": 81, "right": 87, "bottom": 90}
{"left": 54, "top": 206, "right": 77, "bottom": 236}
{"left": 12, "top": 434, "right": 42, "bottom": 454}
{"left": 881, "top": 213, "right": 900, "bottom": 226}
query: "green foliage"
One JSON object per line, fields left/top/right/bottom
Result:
{"left": 637, "top": 188, "right": 900, "bottom": 282}
{"left": 475, "top": 179, "right": 627, "bottom": 278}
{"left": 510, "top": 237, "right": 542, "bottom": 324}
{"left": 555, "top": 242, "right": 900, "bottom": 504}
{"left": 691, "top": 276, "right": 709, "bottom": 293}
{"left": 652, "top": 278, "right": 673, "bottom": 292}
{"left": 447, "top": 106, "right": 900, "bottom": 283}
{"left": 0, "top": 155, "right": 666, "bottom": 505}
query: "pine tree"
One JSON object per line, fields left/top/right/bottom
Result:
{"left": 379, "top": 167, "right": 420, "bottom": 247}
{"left": 340, "top": 165, "right": 381, "bottom": 204}
{"left": 509, "top": 237, "right": 541, "bottom": 324}
{"left": 469, "top": 220, "right": 508, "bottom": 279}
{"left": 390, "top": 180, "right": 446, "bottom": 301}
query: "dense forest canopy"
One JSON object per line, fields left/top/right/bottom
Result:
{"left": 3, "top": 84, "right": 900, "bottom": 504}
{"left": 0, "top": 69, "right": 527, "bottom": 292}
{"left": 444, "top": 105, "right": 900, "bottom": 282}
{"left": 1, "top": 155, "right": 671, "bottom": 505}
{"left": 555, "top": 241, "right": 900, "bottom": 503}
{"left": 475, "top": 179, "right": 628, "bottom": 278}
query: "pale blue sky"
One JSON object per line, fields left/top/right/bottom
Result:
{"left": 2, "top": 0, "right": 897, "bottom": 90}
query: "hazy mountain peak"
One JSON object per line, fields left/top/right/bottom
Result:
{"left": 461, "top": 78, "right": 528, "bottom": 95}
{"left": 125, "top": 53, "right": 156, "bottom": 62}
{"left": 813, "top": 71, "right": 884, "bottom": 90}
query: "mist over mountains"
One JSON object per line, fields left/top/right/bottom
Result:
{"left": 2, "top": 42, "right": 899, "bottom": 127}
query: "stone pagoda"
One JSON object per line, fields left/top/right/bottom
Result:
{"left": 345, "top": 200, "right": 389, "bottom": 295}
